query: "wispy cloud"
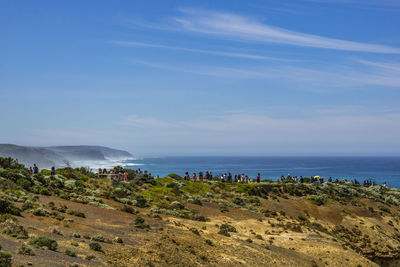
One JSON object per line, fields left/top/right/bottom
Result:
{"left": 110, "top": 40, "right": 289, "bottom": 61}
{"left": 172, "top": 9, "right": 400, "bottom": 54}
{"left": 130, "top": 58, "right": 400, "bottom": 88}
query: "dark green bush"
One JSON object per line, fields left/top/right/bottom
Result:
{"left": 29, "top": 237, "right": 58, "bottom": 251}
{"left": 135, "top": 216, "right": 150, "bottom": 229}
{"left": 134, "top": 195, "right": 147, "bottom": 208}
{"left": 0, "top": 157, "right": 25, "bottom": 169}
{"left": 0, "top": 250, "right": 12, "bottom": 267}
{"left": 233, "top": 197, "right": 245, "bottom": 206}
{"left": 65, "top": 249, "right": 77, "bottom": 257}
{"left": 0, "top": 200, "right": 21, "bottom": 216}
{"left": 120, "top": 205, "right": 137, "bottom": 214}
{"left": 89, "top": 242, "right": 102, "bottom": 252}
{"left": 17, "top": 245, "right": 35, "bottom": 256}
{"left": 67, "top": 210, "right": 86, "bottom": 218}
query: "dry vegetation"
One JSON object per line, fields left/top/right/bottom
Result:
{"left": 1, "top": 157, "right": 400, "bottom": 266}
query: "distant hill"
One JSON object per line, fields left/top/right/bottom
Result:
{"left": 0, "top": 144, "right": 133, "bottom": 168}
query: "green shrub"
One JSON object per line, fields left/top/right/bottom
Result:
{"left": 218, "top": 224, "right": 237, "bottom": 237}
{"left": 0, "top": 250, "right": 12, "bottom": 267}
{"left": 91, "top": 235, "right": 105, "bottom": 242}
{"left": 22, "top": 201, "right": 34, "bottom": 211}
{"left": 120, "top": 205, "right": 138, "bottom": 214}
{"left": 89, "top": 242, "right": 102, "bottom": 252}
{"left": 29, "top": 237, "right": 58, "bottom": 251}
{"left": 65, "top": 249, "right": 77, "bottom": 257}
{"left": 306, "top": 195, "right": 327, "bottom": 206}
{"left": 378, "top": 206, "right": 391, "bottom": 214}
{"left": 17, "top": 245, "right": 35, "bottom": 256}
{"left": 233, "top": 197, "right": 245, "bottom": 206}
{"left": 188, "top": 198, "right": 202, "bottom": 206}
{"left": 0, "top": 200, "right": 21, "bottom": 216}
{"left": 135, "top": 216, "right": 150, "bottom": 229}
{"left": 134, "top": 195, "right": 147, "bottom": 208}
{"left": 67, "top": 210, "right": 86, "bottom": 218}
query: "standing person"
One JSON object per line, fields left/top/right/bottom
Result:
{"left": 257, "top": 173, "right": 261, "bottom": 183}
{"left": 245, "top": 175, "right": 249, "bottom": 184}
{"left": 228, "top": 172, "right": 232, "bottom": 183}
{"left": 199, "top": 172, "right": 203, "bottom": 182}
{"left": 183, "top": 172, "right": 189, "bottom": 181}
{"left": 29, "top": 167, "right": 33, "bottom": 175}
{"left": 51, "top": 166, "right": 56, "bottom": 175}
{"left": 103, "top": 168, "right": 107, "bottom": 175}
{"left": 192, "top": 172, "right": 197, "bottom": 182}
{"left": 205, "top": 171, "right": 210, "bottom": 180}
{"left": 123, "top": 171, "right": 128, "bottom": 182}
{"left": 33, "top": 164, "right": 39, "bottom": 174}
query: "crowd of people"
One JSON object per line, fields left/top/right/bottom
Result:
{"left": 183, "top": 171, "right": 262, "bottom": 183}
{"left": 26, "top": 163, "right": 386, "bottom": 187}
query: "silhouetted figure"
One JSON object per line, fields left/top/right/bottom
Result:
{"left": 33, "top": 164, "right": 39, "bottom": 174}
{"left": 51, "top": 166, "right": 56, "bottom": 175}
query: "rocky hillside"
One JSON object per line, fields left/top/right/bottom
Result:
{"left": 1, "top": 157, "right": 400, "bottom": 267}
{"left": 0, "top": 145, "right": 133, "bottom": 168}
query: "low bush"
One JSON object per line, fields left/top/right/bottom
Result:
{"left": 120, "top": 205, "right": 138, "bottom": 214}
{"left": 65, "top": 249, "right": 77, "bottom": 257}
{"left": 0, "top": 200, "right": 21, "bottom": 216}
{"left": 135, "top": 216, "right": 150, "bottom": 229}
{"left": 89, "top": 242, "right": 102, "bottom": 252}
{"left": 67, "top": 210, "right": 86, "bottom": 218}
{"left": 17, "top": 245, "right": 35, "bottom": 256}
{"left": 29, "top": 237, "right": 58, "bottom": 251}
{"left": 134, "top": 195, "right": 148, "bottom": 208}
{"left": 0, "top": 250, "right": 12, "bottom": 267}
{"left": 233, "top": 197, "right": 245, "bottom": 206}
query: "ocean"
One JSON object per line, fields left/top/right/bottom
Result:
{"left": 120, "top": 156, "right": 400, "bottom": 188}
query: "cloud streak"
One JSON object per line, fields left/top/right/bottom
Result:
{"left": 130, "top": 58, "right": 400, "bottom": 88}
{"left": 173, "top": 9, "right": 400, "bottom": 54}
{"left": 110, "top": 40, "right": 289, "bottom": 61}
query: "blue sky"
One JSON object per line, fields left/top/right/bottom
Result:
{"left": 1, "top": 0, "right": 399, "bottom": 156}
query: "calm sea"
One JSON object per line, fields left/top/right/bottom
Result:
{"left": 122, "top": 156, "right": 400, "bottom": 188}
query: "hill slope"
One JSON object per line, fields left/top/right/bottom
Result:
{"left": 0, "top": 158, "right": 400, "bottom": 266}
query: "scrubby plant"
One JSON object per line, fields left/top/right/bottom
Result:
{"left": 134, "top": 195, "right": 148, "bottom": 208}
{"left": 67, "top": 210, "right": 86, "bottom": 218}
{"left": 114, "top": 237, "right": 123, "bottom": 243}
{"left": 65, "top": 249, "right": 77, "bottom": 257}
{"left": 22, "top": 200, "right": 34, "bottom": 211}
{"left": 170, "top": 201, "right": 185, "bottom": 210}
{"left": 135, "top": 216, "right": 150, "bottom": 229}
{"left": 29, "top": 237, "right": 58, "bottom": 251}
{"left": 89, "top": 242, "right": 102, "bottom": 252}
{"left": 0, "top": 250, "right": 12, "bottom": 267}
{"left": 0, "top": 199, "right": 21, "bottom": 216}
{"left": 120, "top": 205, "right": 138, "bottom": 214}
{"left": 306, "top": 195, "right": 327, "bottom": 206}
{"left": 233, "top": 197, "right": 245, "bottom": 206}
{"left": 0, "top": 214, "right": 28, "bottom": 237}
{"left": 17, "top": 245, "right": 35, "bottom": 256}
{"left": 91, "top": 235, "right": 105, "bottom": 242}
{"left": 218, "top": 223, "right": 237, "bottom": 236}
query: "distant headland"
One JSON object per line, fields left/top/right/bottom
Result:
{"left": 0, "top": 144, "right": 133, "bottom": 169}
